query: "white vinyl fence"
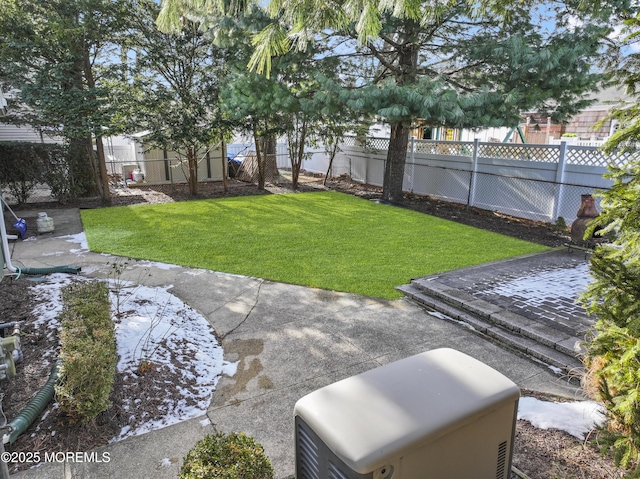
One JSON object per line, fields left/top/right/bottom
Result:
{"left": 85, "top": 135, "right": 638, "bottom": 225}
{"left": 327, "top": 137, "right": 634, "bottom": 223}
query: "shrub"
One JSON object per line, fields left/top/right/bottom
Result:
{"left": 180, "top": 432, "right": 274, "bottom": 479}
{"left": 0, "top": 142, "right": 49, "bottom": 204}
{"left": 554, "top": 216, "right": 567, "bottom": 232}
{"left": 0, "top": 141, "right": 96, "bottom": 204}
{"left": 55, "top": 281, "right": 117, "bottom": 422}
{"left": 581, "top": 160, "right": 640, "bottom": 473}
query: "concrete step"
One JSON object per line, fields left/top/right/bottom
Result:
{"left": 397, "top": 282, "right": 585, "bottom": 377}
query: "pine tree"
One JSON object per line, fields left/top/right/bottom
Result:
{"left": 244, "top": 0, "right": 627, "bottom": 202}
{"left": 579, "top": 11, "right": 640, "bottom": 474}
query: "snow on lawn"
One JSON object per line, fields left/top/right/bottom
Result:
{"left": 30, "top": 273, "right": 236, "bottom": 442}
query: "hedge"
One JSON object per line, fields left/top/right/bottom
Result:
{"left": 55, "top": 281, "right": 117, "bottom": 422}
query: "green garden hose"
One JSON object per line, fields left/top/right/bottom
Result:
{"left": 5, "top": 359, "right": 62, "bottom": 444}
{"left": 20, "top": 266, "right": 81, "bottom": 276}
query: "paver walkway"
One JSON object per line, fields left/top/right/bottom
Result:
{"left": 433, "top": 249, "right": 593, "bottom": 336}
{"left": 398, "top": 248, "right": 594, "bottom": 375}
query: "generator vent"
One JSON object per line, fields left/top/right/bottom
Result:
{"left": 496, "top": 441, "right": 508, "bottom": 479}
{"left": 328, "top": 461, "right": 350, "bottom": 479}
{"left": 297, "top": 420, "right": 320, "bottom": 479}
{"left": 296, "top": 417, "right": 372, "bottom": 479}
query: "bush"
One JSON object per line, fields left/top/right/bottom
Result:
{"left": 0, "top": 141, "right": 96, "bottom": 204}
{"left": 581, "top": 160, "right": 640, "bottom": 474}
{"left": 55, "top": 281, "right": 117, "bottom": 422}
{"left": 0, "top": 142, "right": 49, "bottom": 204}
{"left": 180, "top": 432, "right": 274, "bottom": 479}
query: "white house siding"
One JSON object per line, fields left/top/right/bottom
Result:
{"left": 0, "top": 124, "right": 61, "bottom": 143}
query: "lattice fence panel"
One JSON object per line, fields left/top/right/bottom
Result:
{"left": 478, "top": 144, "right": 560, "bottom": 163}
{"left": 414, "top": 141, "right": 473, "bottom": 157}
{"left": 565, "top": 146, "right": 640, "bottom": 168}
{"left": 363, "top": 137, "right": 390, "bottom": 153}
{"left": 340, "top": 136, "right": 359, "bottom": 148}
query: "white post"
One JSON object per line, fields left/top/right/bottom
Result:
{"left": 467, "top": 138, "right": 480, "bottom": 207}
{"left": 409, "top": 136, "right": 416, "bottom": 193}
{"left": 552, "top": 141, "right": 568, "bottom": 222}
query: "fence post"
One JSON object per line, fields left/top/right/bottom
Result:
{"left": 467, "top": 138, "right": 480, "bottom": 207}
{"left": 409, "top": 136, "right": 416, "bottom": 192}
{"left": 552, "top": 141, "right": 568, "bottom": 222}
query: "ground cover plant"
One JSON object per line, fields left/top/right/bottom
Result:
{"left": 80, "top": 190, "right": 548, "bottom": 299}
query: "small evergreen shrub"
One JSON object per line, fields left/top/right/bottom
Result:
{"left": 554, "top": 216, "right": 567, "bottom": 232}
{"left": 55, "top": 281, "right": 117, "bottom": 422}
{"left": 180, "top": 432, "right": 274, "bottom": 479}
{"left": 581, "top": 160, "right": 640, "bottom": 474}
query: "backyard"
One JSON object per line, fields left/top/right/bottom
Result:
{"left": 1, "top": 177, "right": 620, "bottom": 479}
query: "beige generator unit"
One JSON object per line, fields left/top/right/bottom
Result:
{"left": 294, "top": 348, "right": 520, "bottom": 479}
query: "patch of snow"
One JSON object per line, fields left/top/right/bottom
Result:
{"left": 79, "top": 264, "right": 102, "bottom": 274}
{"left": 221, "top": 361, "right": 238, "bottom": 377}
{"left": 484, "top": 264, "right": 591, "bottom": 307}
{"left": 518, "top": 396, "right": 606, "bottom": 440}
{"left": 133, "top": 261, "right": 180, "bottom": 271}
{"left": 184, "top": 269, "right": 207, "bottom": 276}
{"left": 547, "top": 364, "right": 563, "bottom": 375}
{"left": 427, "top": 310, "right": 477, "bottom": 331}
{"left": 27, "top": 273, "right": 237, "bottom": 444}
{"left": 61, "top": 232, "right": 89, "bottom": 253}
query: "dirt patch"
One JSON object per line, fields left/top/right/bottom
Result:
{"left": 0, "top": 176, "right": 619, "bottom": 478}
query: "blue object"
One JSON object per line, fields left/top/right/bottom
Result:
{"left": 13, "top": 218, "right": 26, "bottom": 239}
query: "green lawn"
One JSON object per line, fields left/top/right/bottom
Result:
{"left": 81, "top": 191, "right": 548, "bottom": 298}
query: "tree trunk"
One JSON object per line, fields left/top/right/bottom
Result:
{"left": 382, "top": 123, "right": 410, "bottom": 203}
{"left": 187, "top": 146, "right": 198, "bottom": 195}
{"left": 84, "top": 134, "right": 104, "bottom": 200}
{"left": 253, "top": 130, "right": 266, "bottom": 190}
{"left": 265, "top": 135, "right": 276, "bottom": 185}
{"left": 323, "top": 140, "right": 339, "bottom": 186}
{"left": 83, "top": 39, "right": 111, "bottom": 203}
{"left": 95, "top": 135, "right": 111, "bottom": 204}
{"left": 381, "top": 34, "right": 419, "bottom": 204}
{"left": 290, "top": 120, "right": 307, "bottom": 191}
